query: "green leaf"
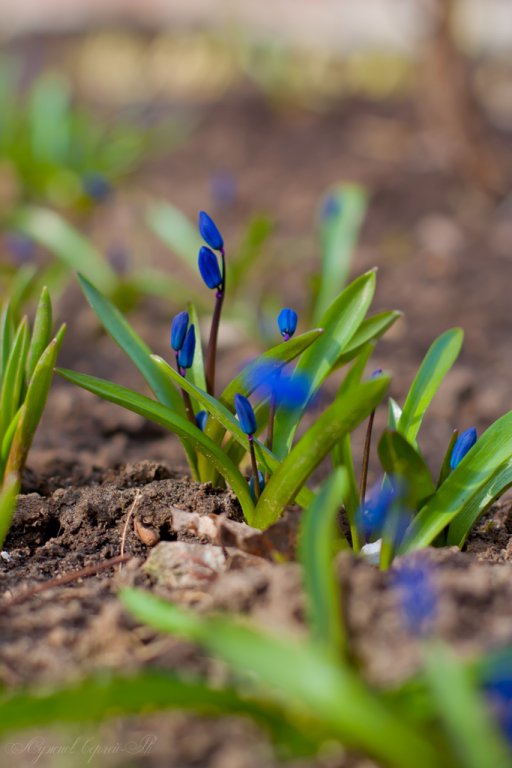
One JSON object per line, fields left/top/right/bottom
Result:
{"left": 314, "top": 184, "right": 367, "bottom": 324}
{"left": 146, "top": 200, "right": 202, "bottom": 271}
{"left": 0, "top": 300, "right": 14, "bottom": 388}
{"left": 56, "top": 369, "right": 255, "bottom": 523}
{"left": 378, "top": 430, "right": 435, "bottom": 509}
{"left": 398, "top": 329, "right": 463, "bottom": 443}
{"left": 29, "top": 74, "right": 70, "bottom": 163}
{"left": 422, "top": 642, "right": 510, "bottom": 768}
{"left": 0, "top": 671, "right": 319, "bottom": 758}
{"left": 78, "top": 274, "right": 183, "bottom": 412}
{"left": 0, "top": 473, "right": 19, "bottom": 548}
{"left": 437, "top": 430, "right": 458, "bottom": 488}
{"left": 121, "top": 589, "right": 445, "bottom": 768}
{"left": 186, "top": 301, "right": 207, "bottom": 394}
{"left": 26, "top": 286, "right": 53, "bottom": 382}
{"left": 334, "top": 311, "right": 402, "bottom": 369}
{"left": 400, "top": 411, "right": 512, "bottom": 552}
{"left": 0, "top": 317, "right": 29, "bottom": 439}
{"left": 4, "top": 325, "right": 66, "bottom": 478}
{"left": 230, "top": 215, "right": 274, "bottom": 291}
{"left": 274, "top": 270, "right": 377, "bottom": 457}
{"left": 256, "top": 374, "right": 390, "bottom": 528}
{"left": 388, "top": 397, "right": 402, "bottom": 429}
{"left": 299, "top": 469, "right": 348, "bottom": 657}
{"left": 8, "top": 208, "right": 117, "bottom": 295}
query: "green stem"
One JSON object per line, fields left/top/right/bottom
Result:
{"left": 248, "top": 436, "right": 261, "bottom": 499}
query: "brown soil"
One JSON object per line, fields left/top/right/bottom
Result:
{"left": 3, "top": 47, "right": 512, "bottom": 767}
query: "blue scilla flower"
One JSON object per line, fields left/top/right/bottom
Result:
{"left": 170, "top": 311, "right": 189, "bottom": 352}
{"left": 83, "top": 172, "right": 111, "bottom": 202}
{"left": 250, "top": 470, "right": 265, "bottom": 502}
{"left": 277, "top": 308, "right": 298, "bottom": 340}
{"left": 195, "top": 410, "right": 208, "bottom": 431}
{"left": 198, "top": 211, "right": 224, "bottom": 251}
{"left": 198, "top": 246, "right": 223, "bottom": 290}
{"left": 247, "top": 361, "right": 310, "bottom": 411}
{"left": 234, "top": 393, "right": 257, "bottom": 436}
{"left": 393, "top": 555, "right": 437, "bottom": 637}
{"left": 450, "top": 427, "right": 478, "bottom": 470}
{"left": 357, "top": 480, "right": 397, "bottom": 543}
{"left": 177, "top": 324, "right": 196, "bottom": 370}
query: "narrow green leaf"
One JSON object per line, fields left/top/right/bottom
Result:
{"left": 378, "top": 430, "right": 435, "bottom": 509}
{"left": 299, "top": 469, "right": 348, "bottom": 657}
{"left": 0, "top": 473, "right": 19, "bottom": 548}
{"left": 0, "top": 671, "right": 319, "bottom": 758}
{"left": 121, "top": 589, "right": 444, "bottom": 768}
{"left": 400, "top": 411, "right": 512, "bottom": 552}
{"left": 187, "top": 301, "right": 207, "bottom": 393}
{"left": 256, "top": 375, "right": 390, "bottom": 528}
{"left": 0, "top": 300, "right": 14, "bottom": 387}
{"left": 388, "top": 397, "right": 402, "bottom": 429}
{"left": 274, "top": 270, "right": 377, "bottom": 457}
{"left": 56, "top": 369, "right": 255, "bottom": 523}
{"left": 334, "top": 311, "right": 402, "bottom": 369}
{"left": 26, "top": 286, "right": 53, "bottom": 382}
{"left": 437, "top": 430, "right": 459, "bottom": 488}
{"left": 230, "top": 215, "right": 274, "bottom": 291}
{"left": 398, "top": 329, "right": 463, "bottom": 443}
{"left": 8, "top": 207, "right": 116, "bottom": 294}
{"left": 4, "top": 325, "right": 66, "bottom": 478}
{"left": 422, "top": 642, "right": 510, "bottom": 768}
{"left": 0, "top": 318, "right": 29, "bottom": 439}
{"left": 314, "top": 184, "right": 367, "bottom": 324}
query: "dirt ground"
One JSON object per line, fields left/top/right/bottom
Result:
{"left": 3, "top": 57, "right": 512, "bottom": 767}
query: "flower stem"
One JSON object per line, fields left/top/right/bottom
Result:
{"left": 359, "top": 409, "right": 376, "bottom": 504}
{"left": 248, "top": 436, "right": 261, "bottom": 499}
{"left": 175, "top": 354, "right": 196, "bottom": 427}
{"left": 205, "top": 248, "right": 225, "bottom": 396}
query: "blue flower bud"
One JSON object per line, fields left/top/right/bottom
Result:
{"left": 277, "top": 308, "right": 298, "bottom": 340}
{"left": 321, "top": 194, "right": 342, "bottom": 219}
{"left": 450, "top": 427, "right": 477, "bottom": 470}
{"left": 198, "top": 246, "right": 223, "bottom": 290}
{"left": 370, "top": 368, "right": 383, "bottom": 379}
{"left": 234, "top": 393, "right": 257, "bottom": 436}
{"left": 83, "top": 172, "right": 111, "bottom": 202}
{"left": 195, "top": 410, "right": 208, "bottom": 431}
{"left": 198, "top": 211, "right": 224, "bottom": 251}
{"left": 170, "top": 311, "right": 189, "bottom": 351}
{"left": 177, "top": 324, "right": 196, "bottom": 370}
{"left": 249, "top": 470, "right": 265, "bottom": 502}
{"left": 357, "top": 481, "right": 397, "bottom": 542}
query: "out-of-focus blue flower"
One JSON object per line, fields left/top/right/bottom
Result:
{"left": 234, "top": 393, "right": 257, "bottom": 436}
{"left": 177, "top": 324, "right": 196, "bottom": 370}
{"left": 195, "top": 410, "right": 208, "bottom": 431}
{"left": 249, "top": 470, "right": 265, "bottom": 502}
{"left": 483, "top": 660, "right": 512, "bottom": 746}
{"left": 357, "top": 480, "right": 397, "bottom": 542}
{"left": 83, "top": 172, "right": 111, "bottom": 202}
{"left": 370, "top": 368, "right": 383, "bottom": 379}
{"left": 170, "top": 311, "right": 189, "bottom": 352}
{"left": 198, "top": 246, "right": 223, "bottom": 290}
{"left": 277, "top": 308, "right": 298, "bottom": 340}
{"left": 210, "top": 171, "right": 236, "bottom": 208}
{"left": 450, "top": 427, "right": 478, "bottom": 470}
{"left": 321, "top": 194, "right": 342, "bottom": 220}
{"left": 246, "top": 361, "right": 310, "bottom": 411}
{"left": 198, "top": 211, "right": 224, "bottom": 251}
{"left": 5, "top": 232, "right": 36, "bottom": 264}
{"left": 393, "top": 555, "right": 437, "bottom": 636}
{"left": 107, "top": 245, "right": 129, "bottom": 275}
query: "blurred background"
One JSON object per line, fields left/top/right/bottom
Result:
{"left": 1, "top": 0, "right": 512, "bottom": 475}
